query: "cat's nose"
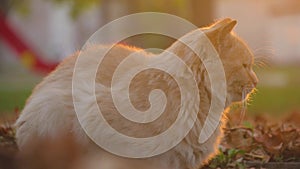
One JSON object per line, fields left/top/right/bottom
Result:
{"left": 251, "top": 75, "right": 258, "bottom": 88}
{"left": 253, "top": 75, "right": 258, "bottom": 87}
{"left": 253, "top": 80, "right": 258, "bottom": 88}
{"left": 250, "top": 70, "right": 258, "bottom": 87}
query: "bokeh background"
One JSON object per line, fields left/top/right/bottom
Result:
{"left": 0, "top": 0, "right": 300, "bottom": 119}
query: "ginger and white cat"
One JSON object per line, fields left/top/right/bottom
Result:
{"left": 15, "top": 18, "right": 258, "bottom": 169}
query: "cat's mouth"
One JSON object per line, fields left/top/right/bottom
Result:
{"left": 241, "top": 85, "right": 255, "bottom": 101}
{"left": 235, "top": 85, "right": 256, "bottom": 124}
{"left": 226, "top": 85, "right": 255, "bottom": 106}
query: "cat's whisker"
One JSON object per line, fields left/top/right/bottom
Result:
{"left": 253, "top": 46, "right": 274, "bottom": 69}
{"left": 253, "top": 46, "right": 275, "bottom": 55}
{"left": 255, "top": 54, "right": 272, "bottom": 60}
{"left": 238, "top": 89, "right": 247, "bottom": 125}
{"left": 254, "top": 61, "right": 269, "bottom": 69}
{"left": 238, "top": 86, "right": 258, "bottom": 125}
{"left": 254, "top": 54, "right": 272, "bottom": 68}
{"left": 238, "top": 87, "right": 256, "bottom": 125}
{"left": 245, "top": 88, "right": 257, "bottom": 105}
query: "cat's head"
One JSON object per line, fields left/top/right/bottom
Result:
{"left": 204, "top": 18, "right": 258, "bottom": 104}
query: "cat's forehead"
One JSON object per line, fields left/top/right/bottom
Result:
{"left": 233, "top": 36, "right": 254, "bottom": 63}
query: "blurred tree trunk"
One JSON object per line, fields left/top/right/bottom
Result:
{"left": 0, "top": 0, "right": 10, "bottom": 15}
{"left": 98, "top": 0, "right": 215, "bottom": 48}
{"left": 99, "top": 0, "right": 214, "bottom": 27}
{"left": 190, "top": 0, "right": 215, "bottom": 27}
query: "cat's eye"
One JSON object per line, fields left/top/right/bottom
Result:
{"left": 242, "top": 64, "right": 247, "bottom": 68}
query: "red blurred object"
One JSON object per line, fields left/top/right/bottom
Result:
{"left": 0, "top": 12, "right": 58, "bottom": 73}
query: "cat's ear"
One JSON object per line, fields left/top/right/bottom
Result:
{"left": 221, "top": 20, "right": 237, "bottom": 35}
{"left": 206, "top": 18, "right": 237, "bottom": 39}
{"left": 205, "top": 18, "right": 237, "bottom": 50}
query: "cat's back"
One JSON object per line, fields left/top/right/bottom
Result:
{"left": 15, "top": 44, "right": 143, "bottom": 148}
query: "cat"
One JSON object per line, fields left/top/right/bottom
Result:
{"left": 15, "top": 18, "right": 258, "bottom": 169}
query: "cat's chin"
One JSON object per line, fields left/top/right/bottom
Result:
{"left": 228, "top": 87, "right": 255, "bottom": 104}
{"left": 226, "top": 93, "right": 246, "bottom": 105}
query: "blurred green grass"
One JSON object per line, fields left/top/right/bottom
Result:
{"left": 0, "top": 64, "right": 41, "bottom": 114}
{"left": 248, "top": 86, "right": 300, "bottom": 115}
{"left": 0, "top": 65, "right": 299, "bottom": 116}
{"left": 0, "top": 88, "right": 32, "bottom": 113}
{"left": 248, "top": 66, "right": 300, "bottom": 116}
